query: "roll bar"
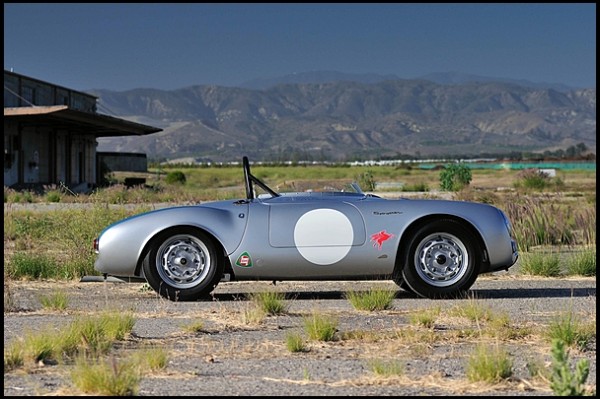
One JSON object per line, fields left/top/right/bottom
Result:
{"left": 242, "top": 156, "right": 280, "bottom": 199}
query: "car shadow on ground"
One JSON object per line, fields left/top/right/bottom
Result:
{"left": 208, "top": 287, "right": 595, "bottom": 302}
{"left": 471, "top": 287, "right": 596, "bottom": 299}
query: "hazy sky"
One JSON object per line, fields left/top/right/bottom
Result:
{"left": 4, "top": 3, "right": 596, "bottom": 91}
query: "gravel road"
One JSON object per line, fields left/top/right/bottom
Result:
{"left": 4, "top": 276, "right": 596, "bottom": 396}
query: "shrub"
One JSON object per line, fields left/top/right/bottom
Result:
{"left": 5, "top": 206, "right": 141, "bottom": 280}
{"left": 357, "top": 170, "right": 376, "bottom": 191}
{"left": 566, "top": 248, "right": 596, "bottom": 276}
{"left": 4, "top": 281, "right": 17, "bottom": 312}
{"left": 8, "top": 253, "right": 58, "bottom": 279}
{"left": 550, "top": 339, "right": 590, "bottom": 396}
{"left": 165, "top": 171, "right": 186, "bottom": 185}
{"left": 502, "top": 195, "right": 583, "bottom": 251}
{"left": 518, "top": 251, "right": 561, "bottom": 277}
{"left": 401, "top": 182, "right": 429, "bottom": 192}
{"left": 514, "top": 168, "right": 551, "bottom": 190}
{"left": 439, "top": 163, "right": 472, "bottom": 191}
{"left": 45, "top": 191, "right": 62, "bottom": 203}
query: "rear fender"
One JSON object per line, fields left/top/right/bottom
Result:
{"left": 98, "top": 205, "right": 247, "bottom": 277}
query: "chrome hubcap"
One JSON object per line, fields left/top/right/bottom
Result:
{"left": 156, "top": 235, "right": 211, "bottom": 288}
{"left": 414, "top": 233, "right": 469, "bottom": 287}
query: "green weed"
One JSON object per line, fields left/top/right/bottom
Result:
{"left": 303, "top": 312, "right": 338, "bottom": 342}
{"left": 566, "top": 247, "right": 596, "bottom": 276}
{"left": 182, "top": 320, "right": 205, "bottom": 333}
{"left": 408, "top": 306, "right": 440, "bottom": 328}
{"left": 3, "top": 343, "right": 24, "bottom": 372}
{"left": 131, "top": 345, "right": 169, "bottom": 372}
{"left": 39, "top": 290, "right": 69, "bottom": 311}
{"left": 285, "top": 332, "right": 308, "bottom": 353}
{"left": 368, "top": 358, "right": 405, "bottom": 377}
{"left": 550, "top": 339, "right": 590, "bottom": 396}
{"left": 466, "top": 344, "right": 513, "bottom": 383}
{"left": 518, "top": 250, "right": 562, "bottom": 277}
{"left": 8, "top": 253, "right": 58, "bottom": 279}
{"left": 71, "top": 355, "right": 141, "bottom": 396}
{"left": 547, "top": 311, "right": 596, "bottom": 350}
{"left": 247, "top": 291, "right": 289, "bottom": 315}
{"left": 345, "top": 288, "right": 395, "bottom": 311}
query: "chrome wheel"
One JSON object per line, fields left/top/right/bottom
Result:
{"left": 402, "top": 220, "right": 480, "bottom": 299}
{"left": 143, "top": 229, "right": 222, "bottom": 301}
{"left": 414, "top": 233, "right": 469, "bottom": 287}
{"left": 156, "top": 234, "right": 212, "bottom": 289}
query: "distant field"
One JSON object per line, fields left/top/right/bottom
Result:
{"left": 107, "top": 164, "right": 597, "bottom": 200}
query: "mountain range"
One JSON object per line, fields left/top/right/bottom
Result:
{"left": 91, "top": 71, "right": 596, "bottom": 162}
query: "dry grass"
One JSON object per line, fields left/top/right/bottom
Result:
{"left": 3, "top": 275, "right": 596, "bottom": 395}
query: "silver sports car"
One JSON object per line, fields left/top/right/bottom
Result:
{"left": 94, "top": 156, "right": 518, "bottom": 301}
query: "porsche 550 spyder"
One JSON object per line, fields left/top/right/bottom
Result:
{"left": 94, "top": 156, "right": 518, "bottom": 301}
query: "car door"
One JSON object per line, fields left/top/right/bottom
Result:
{"left": 268, "top": 201, "right": 366, "bottom": 264}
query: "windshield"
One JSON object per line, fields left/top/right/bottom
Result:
{"left": 242, "top": 156, "right": 366, "bottom": 200}
{"left": 272, "top": 180, "right": 364, "bottom": 194}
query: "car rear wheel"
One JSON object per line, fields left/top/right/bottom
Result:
{"left": 402, "top": 220, "right": 480, "bottom": 299}
{"left": 143, "top": 228, "right": 223, "bottom": 301}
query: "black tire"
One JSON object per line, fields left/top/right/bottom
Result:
{"left": 392, "top": 276, "right": 415, "bottom": 294}
{"left": 402, "top": 219, "right": 480, "bottom": 299}
{"left": 142, "top": 228, "right": 223, "bottom": 301}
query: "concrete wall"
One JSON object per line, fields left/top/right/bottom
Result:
{"left": 3, "top": 119, "right": 97, "bottom": 187}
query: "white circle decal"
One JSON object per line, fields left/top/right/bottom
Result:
{"left": 294, "top": 209, "right": 353, "bottom": 265}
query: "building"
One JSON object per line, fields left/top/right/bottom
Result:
{"left": 3, "top": 69, "right": 162, "bottom": 192}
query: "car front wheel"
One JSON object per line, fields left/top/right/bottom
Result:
{"left": 143, "top": 228, "right": 222, "bottom": 301}
{"left": 402, "top": 220, "right": 480, "bottom": 299}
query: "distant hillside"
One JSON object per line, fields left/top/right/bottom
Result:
{"left": 417, "top": 72, "right": 576, "bottom": 92}
{"left": 239, "top": 70, "right": 401, "bottom": 90}
{"left": 239, "top": 70, "right": 579, "bottom": 92}
{"left": 90, "top": 79, "right": 596, "bottom": 162}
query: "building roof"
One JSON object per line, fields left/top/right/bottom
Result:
{"left": 4, "top": 105, "right": 162, "bottom": 137}
{"left": 4, "top": 69, "right": 97, "bottom": 100}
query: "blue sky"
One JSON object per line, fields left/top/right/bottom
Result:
{"left": 4, "top": 3, "right": 596, "bottom": 91}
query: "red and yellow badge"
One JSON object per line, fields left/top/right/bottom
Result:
{"left": 235, "top": 252, "right": 253, "bottom": 267}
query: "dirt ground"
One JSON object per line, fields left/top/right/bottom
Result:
{"left": 3, "top": 276, "right": 596, "bottom": 396}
